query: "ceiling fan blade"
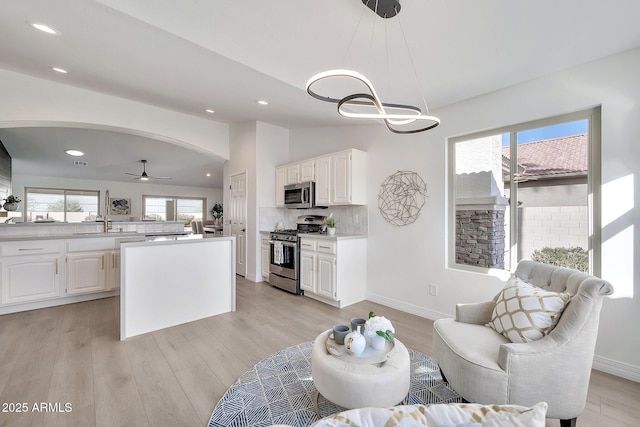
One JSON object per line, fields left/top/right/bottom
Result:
{"left": 124, "top": 160, "right": 172, "bottom": 180}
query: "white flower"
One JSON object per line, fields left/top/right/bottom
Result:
{"left": 365, "top": 315, "right": 394, "bottom": 335}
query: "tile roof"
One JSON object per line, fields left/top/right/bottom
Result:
{"left": 502, "top": 133, "right": 588, "bottom": 179}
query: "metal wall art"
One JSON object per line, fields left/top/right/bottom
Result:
{"left": 378, "top": 170, "right": 427, "bottom": 226}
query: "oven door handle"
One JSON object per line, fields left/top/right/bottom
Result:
{"left": 268, "top": 240, "right": 297, "bottom": 248}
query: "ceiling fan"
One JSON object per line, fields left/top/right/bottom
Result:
{"left": 125, "top": 160, "right": 171, "bottom": 181}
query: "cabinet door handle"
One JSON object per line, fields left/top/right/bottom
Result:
{"left": 19, "top": 247, "right": 44, "bottom": 251}
{"left": 319, "top": 245, "right": 331, "bottom": 250}
{"left": 55, "top": 259, "right": 58, "bottom": 275}
{"left": 102, "top": 256, "right": 105, "bottom": 270}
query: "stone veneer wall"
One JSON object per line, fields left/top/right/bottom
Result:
{"left": 456, "top": 209, "right": 505, "bottom": 269}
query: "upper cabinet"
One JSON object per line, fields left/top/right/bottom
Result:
{"left": 329, "top": 149, "right": 367, "bottom": 205}
{"left": 275, "top": 166, "right": 287, "bottom": 206}
{"left": 299, "top": 160, "right": 315, "bottom": 182}
{"left": 276, "top": 149, "right": 367, "bottom": 207}
{"left": 314, "top": 155, "right": 332, "bottom": 206}
{"left": 286, "top": 164, "right": 300, "bottom": 185}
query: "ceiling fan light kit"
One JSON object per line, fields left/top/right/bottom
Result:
{"left": 306, "top": 0, "right": 440, "bottom": 134}
{"left": 125, "top": 159, "right": 171, "bottom": 181}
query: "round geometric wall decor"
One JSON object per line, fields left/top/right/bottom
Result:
{"left": 378, "top": 170, "right": 428, "bottom": 226}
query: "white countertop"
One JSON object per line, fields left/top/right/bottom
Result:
{"left": 0, "top": 231, "right": 189, "bottom": 242}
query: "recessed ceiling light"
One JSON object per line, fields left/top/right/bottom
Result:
{"left": 206, "top": 173, "right": 211, "bottom": 177}
{"left": 65, "top": 149, "right": 84, "bottom": 157}
{"left": 52, "top": 67, "right": 68, "bottom": 74}
{"left": 257, "top": 100, "right": 269, "bottom": 106}
{"left": 30, "top": 22, "right": 59, "bottom": 35}
{"left": 204, "top": 109, "right": 215, "bottom": 114}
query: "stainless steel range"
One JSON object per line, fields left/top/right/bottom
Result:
{"left": 268, "top": 215, "right": 326, "bottom": 294}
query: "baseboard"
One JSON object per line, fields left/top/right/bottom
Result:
{"left": 0, "top": 290, "right": 119, "bottom": 315}
{"left": 366, "top": 292, "right": 451, "bottom": 321}
{"left": 245, "top": 272, "right": 265, "bottom": 283}
{"left": 593, "top": 355, "right": 640, "bottom": 383}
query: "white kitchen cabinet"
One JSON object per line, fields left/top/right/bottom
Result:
{"left": 66, "top": 251, "right": 108, "bottom": 295}
{"left": 260, "top": 234, "right": 270, "bottom": 281}
{"left": 314, "top": 155, "right": 332, "bottom": 205}
{"left": 276, "top": 148, "right": 367, "bottom": 207}
{"left": 332, "top": 149, "right": 367, "bottom": 205}
{"left": 1, "top": 254, "right": 62, "bottom": 305}
{"left": 275, "top": 166, "right": 287, "bottom": 206}
{"left": 299, "top": 250, "right": 316, "bottom": 293}
{"left": 107, "top": 250, "right": 120, "bottom": 290}
{"left": 316, "top": 253, "right": 337, "bottom": 300}
{"left": 314, "top": 149, "right": 367, "bottom": 206}
{"left": 299, "top": 236, "right": 366, "bottom": 308}
{"left": 286, "top": 164, "right": 300, "bottom": 184}
{"left": 0, "top": 240, "right": 64, "bottom": 306}
{"left": 300, "top": 160, "right": 315, "bottom": 182}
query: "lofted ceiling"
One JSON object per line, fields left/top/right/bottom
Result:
{"left": 0, "top": 0, "right": 639, "bottom": 188}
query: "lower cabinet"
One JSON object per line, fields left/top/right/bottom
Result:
{"left": 107, "top": 250, "right": 121, "bottom": 290}
{"left": 0, "top": 237, "right": 120, "bottom": 312}
{"left": 1, "top": 254, "right": 63, "bottom": 305}
{"left": 66, "top": 251, "right": 108, "bottom": 295}
{"left": 299, "top": 236, "right": 366, "bottom": 308}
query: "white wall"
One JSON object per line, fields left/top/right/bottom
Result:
{"left": 12, "top": 173, "right": 222, "bottom": 221}
{"left": 0, "top": 68, "right": 230, "bottom": 159}
{"left": 289, "top": 47, "right": 640, "bottom": 381}
{"left": 225, "top": 121, "right": 290, "bottom": 282}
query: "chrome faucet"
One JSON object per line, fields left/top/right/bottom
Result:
{"left": 103, "top": 189, "right": 111, "bottom": 232}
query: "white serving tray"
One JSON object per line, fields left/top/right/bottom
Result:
{"left": 325, "top": 334, "right": 395, "bottom": 365}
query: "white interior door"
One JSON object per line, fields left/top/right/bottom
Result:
{"left": 230, "top": 172, "right": 247, "bottom": 277}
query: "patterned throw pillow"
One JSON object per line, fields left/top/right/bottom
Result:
{"left": 311, "top": 402, "right": 548, "bottom": 427}
{"left": 486, "top": 277, "right": 571, "bottom": 343}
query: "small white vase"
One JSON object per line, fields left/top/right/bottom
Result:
{"left": 327, "top": 227, "right": 336, "bottom": 236}
{"left": 371, "top": 334, "right": 386, "bottom": 350}
{"left": 345, "top": 326, "right": 366, "bottom": 356}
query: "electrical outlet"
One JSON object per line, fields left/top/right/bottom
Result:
{"left": 429, "top": 283, "right": 438, "bottom": 296}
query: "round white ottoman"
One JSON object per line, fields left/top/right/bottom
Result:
{"left": 311, "top": 330, "right": 410, "bottom": 409}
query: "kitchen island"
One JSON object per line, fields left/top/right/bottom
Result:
{"left": 119, "top": 234, "right": 236, "bottom": 340}
{"left": 0, "top": 224, "right": 236, "bottom": 341}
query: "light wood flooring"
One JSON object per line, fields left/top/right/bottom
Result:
{"left": 0, "top": 276, "right": 638, "bottom": 427}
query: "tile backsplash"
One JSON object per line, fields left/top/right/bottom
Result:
{"left": 259, "top": 205, "right": 368, "bottom": 235}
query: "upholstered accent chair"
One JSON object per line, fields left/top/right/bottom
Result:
{"left": 433, "top": 260, "right": 613, "bottom": 427}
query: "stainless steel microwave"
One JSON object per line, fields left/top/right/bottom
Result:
{"left": 284, "top": 181, "right": 315, "bottom": 209}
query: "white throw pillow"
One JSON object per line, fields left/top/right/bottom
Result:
{"left": 310, "top": 402, "right": 548, "bottom": 427}
{"left": 486, "top": 277, "right": 571, "bottom": 343}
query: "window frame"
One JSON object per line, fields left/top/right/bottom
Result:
{"left": 447, "top": 107, "right": 601, "bottom": 276}
{"left": 24, "top": 187, "right": 101, "bottom": 223}
{"left": 141, "top": 194, "right": 207, "bottom": 224}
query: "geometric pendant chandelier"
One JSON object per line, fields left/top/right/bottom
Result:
{"left": 306, "top": 0, "right": 440, "bottom": 134}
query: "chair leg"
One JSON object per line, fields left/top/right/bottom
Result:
{"left": 560, "top": 418, "right": 576, "bottom": 427}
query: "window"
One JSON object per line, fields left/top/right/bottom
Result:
{"left": 25, "top": 187, "right": 100, "bottom": 223}
{"left": 142, "top": 195, "right": 205, "bottom": 227}
{"left": 449, "top": 108, "right": 601, "bottom": 274}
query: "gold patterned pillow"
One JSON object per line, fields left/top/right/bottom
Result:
{"left": 486, "top": 277, "right": 571, "bottom": 343}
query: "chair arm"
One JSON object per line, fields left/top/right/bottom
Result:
{"left": 456, "top": 301, "right": 495, "bottom": 324}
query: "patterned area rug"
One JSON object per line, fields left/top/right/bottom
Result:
{"left": 208, "top": 342, "right": 462, "bottom": 427}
